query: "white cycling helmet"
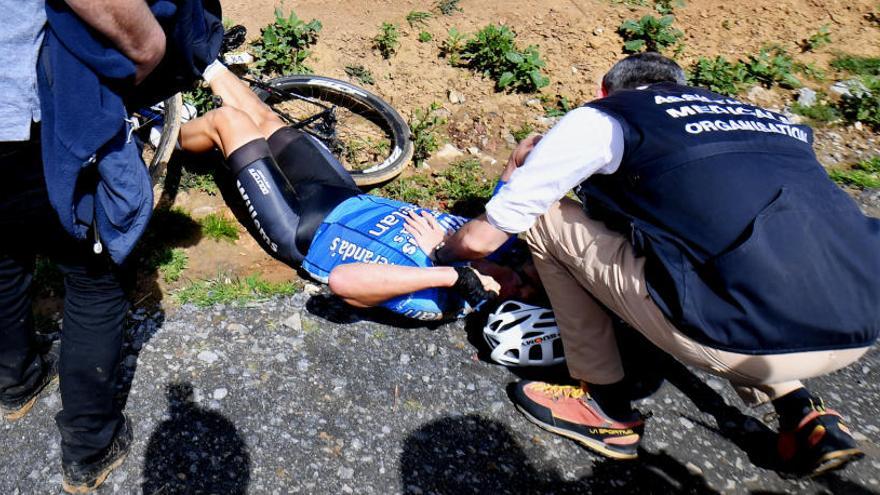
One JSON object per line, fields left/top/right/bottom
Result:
{"left": 483, "top": 301, "right": 564, "bottom": 367}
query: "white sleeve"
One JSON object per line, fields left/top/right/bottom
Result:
{"left": 485, "top": 106, "right": 625, "bottom": 234}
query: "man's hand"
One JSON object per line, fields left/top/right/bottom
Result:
{"left": 403, "top": 210, "right": 449, "bottom": 260}
{"left": 64, "top": 0, "right": 166, "bottom": 85}
{"left": 501, "top": 133, "right": 543, "bottom": 181}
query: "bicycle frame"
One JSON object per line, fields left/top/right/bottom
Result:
{"left": 242, "top": 76, "right": 339, "bottom": 144}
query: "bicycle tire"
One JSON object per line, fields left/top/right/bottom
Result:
{"left": 264, "top": 75, "right": 413, "bottom": 187}
{"left": 139, "top": 93, "right": 183, "bottom": 185}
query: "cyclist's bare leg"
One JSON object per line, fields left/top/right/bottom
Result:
{"left": 204, "top": 66, "right": 286, "bottom": 138}
{"left": 179, "top": 106, "right": 264, "bottom": 157}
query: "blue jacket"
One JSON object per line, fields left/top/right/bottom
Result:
{"left": 580, "top": 83, "right": 880, "bottom": 354}
{"left": 38, "top": 0, "right": 222, "bottom": 263}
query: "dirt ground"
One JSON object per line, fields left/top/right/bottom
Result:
{"left": 130, "top": 0, "right": 880, "bottom": 305}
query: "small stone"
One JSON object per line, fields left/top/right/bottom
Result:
{"left": 197, "top": 350, "right": 219, "bottom": 364}
{"left": 448, "top": 90, "right": 466, "bottom": 104}
{"left": 426, "top": 343, "right": 437, "bottom": 357}
{"left": 191, "top": 205, "right": 217, "bottom": 217}
{"left": 226, "top": 323, "right": 248, "bottom": 333}
{"left": 123, "top": 355, "right": 138, "bottom": 368}
{"left": 467, "top": 146, "right": 481, "bottom": 155}
{"left": 213, "top": 388, "right": 228, "bottom": 400}
{"left": 685, "top": 462, "right": 703, "bottom": 476}
{"left": 679, "top": 417, "right": 695, "bottom": 429}
{"left": 399, "top": 354, "right": 411, "bottom": 365}
{"left": 593, "top": 27, "right": 604, "bottom": 36}
{"left": 433, "top": 143, "right": 465, "bottom": 161}
{"left": 854, "top": 121, "right": 864, "bottom": 131}
{"left": 303, "top": 283, "right": 321, "bottom": 296}
{"left": 339, "top": 467, "right": 354, "bottom": 480}
{"left": 796, "top": 87, "right": 817, "bottom": 107}
{"left": 282, "top": 313, "right": 302, "bottom": 331}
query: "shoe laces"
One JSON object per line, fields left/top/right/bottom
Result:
{"left": 535, "top": 383, "right": 586, "bottom": 400}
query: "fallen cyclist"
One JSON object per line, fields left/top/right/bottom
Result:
{"left": 175, "top": 62, "right": 543, "bottom": 320}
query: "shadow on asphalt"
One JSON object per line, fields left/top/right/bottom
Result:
{"left": 399, "top": 414, "right": 720, "bottom": 494}
{"left": 141, "top": 382, "right": 250, "bottom": 495}
{"left": 306, "top": 292, "right": 447, "bottom": 329}
{"left": 115, "top": 309, "right": 166, "bottom": 412}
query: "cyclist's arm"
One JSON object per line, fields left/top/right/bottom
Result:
{"left": 64, "top": 0, "right": 166, "bottom": 84}
{"left": 328, "top": 264, "right": 498, "bottom": 308}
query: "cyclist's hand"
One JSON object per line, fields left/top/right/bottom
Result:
{"left": 474, "top": 269, "right": 501, "bottom": 295}
{"left": 403, "top": 210, "right": 449, "bottom": 259}
{"left": 452, "top": 266, "right": 499, "bottom": 306}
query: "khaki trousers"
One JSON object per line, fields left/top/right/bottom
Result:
{"left": 525, "top": 199, "right": 870, "bottom": 406}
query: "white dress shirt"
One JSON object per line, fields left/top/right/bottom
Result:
{"left": 485, "top": 106, "right": 625, "bottom": 234}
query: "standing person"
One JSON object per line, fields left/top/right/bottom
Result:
{"left": 0, "top": 1, "right": 165, "bottom": 493}
{"left": 408, "top": 52, "right": 880, "bottom": 475}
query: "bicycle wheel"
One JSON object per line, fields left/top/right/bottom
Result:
{"left": 262, "top": 75, "right": 413, "bottom": 186}
{"left": 133, "top": 93, "right": 183, "bottom": 184}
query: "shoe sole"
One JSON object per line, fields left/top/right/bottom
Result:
{"left": 514, "top": 403, "right": 639, "bottom": 460}
{"left": 61, "top": 451, "right": 129, "bottom": 494}
{"left": 2, "top": 374, "right": 59, "bottom": 422}
{"left": 811, "top": 448, "right": 865, "bottom": 477}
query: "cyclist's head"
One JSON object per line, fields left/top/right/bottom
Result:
{"left": 601, "top": 52, "right": 686, "bottom": 96}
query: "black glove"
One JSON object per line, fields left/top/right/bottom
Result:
{"left": 452, "top": 266, "right": 498, "bottom": 306}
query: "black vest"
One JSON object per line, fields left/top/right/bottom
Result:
{"left": 580, "top": 83, "right": 880, "bottom": 354}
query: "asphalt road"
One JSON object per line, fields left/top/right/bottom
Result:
{"left": 1, "top": 289, "right": 878, "bottom": 494}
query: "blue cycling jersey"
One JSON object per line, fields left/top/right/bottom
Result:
{"left": 302, "top": 194, "right": 471, "bottom": 321}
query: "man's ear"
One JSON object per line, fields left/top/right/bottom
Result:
{"left": 598, "top": 82, "right": 609, "bottom": 98}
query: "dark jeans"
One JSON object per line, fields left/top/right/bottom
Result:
{"left": 0, "top": 133, "right": 131, "bottom": 465}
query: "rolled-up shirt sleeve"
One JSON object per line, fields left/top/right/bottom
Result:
{"left": 485, "top": 106, "right": 625, "bottom": 234}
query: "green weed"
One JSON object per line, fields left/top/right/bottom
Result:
{"left": 418, "top": 31, "right": 433, "bottom": 43}
{"left": 828, "top": 156, "right": 880, "bottom": 189}
{"left": 406, "top": 10, "right": 433, "bottom": 28}
{"left": 344, "top": 64, "right": 375, "bottom": 85}
{"left": 511, "top": 122, "right": 535, "bottom": 142}
{"left": 689, "top": 56, "right": 750, "bottom": 95}
{"left": 460, "top": 24, "right": 550, "bottom": 92}
{"left": 745, "top": 46, "right": 801, "bottom": 89}
{"left": 654, "top": 0, "right": 685, "bottom": 15}
{"left": 199, "top": 214, "right": 240, "bottom": 243}
{"left": 791, "top": 101, "right": 841, "bottom": 124}
{"left": 437, "top": 159, "right": 495, "bottom": 217}
{"left": 252, "top": 8, "right": 322, "bottom": 75}
{"left": 176, "top": 274, "right": 300, "bottom": 307}
{"left": 377, "top": 159, "right": 494, "bottom": 217}
{"left": 377, "top": 173, "right": 436, "bottom": 205}
{"left": 542, "top": 95, "right": 573, "bottom": 117}
{"left": 183, "top": 83, "right": 218, "bottom": 116}
{"left": 436, "top": 0, "right": 462, "bottom": 16}
{"left": 180, "top": 170, "right": 219, "bottom": 195}
{"left": 374, "top": 22, "right": 400, "bottom": 59}
{"left": 838, "top": 76, "right": 880, "bottom": 130}
{"left": 830, "top": 54, "right": 880, "bottom": 76}
{"left": 440, "top": 28, "right": 466, "bottom": 65}
{"left": 802, "top": 25, "right": 831, "bottom": 51}
{"left": 408, "top": 102, "right": 446, "bottom": 165}
{"left": 618, "top": 15, "right": 683, "bottom": 53}
{"left": 689, "top": 48, "right": 806, "bottom": 94}
{"left": 157, "top": 248, "right": 189, "bottom": 283}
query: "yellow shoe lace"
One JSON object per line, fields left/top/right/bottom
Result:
{"left": 534, "top": 383, "right": 586, "bottom": 400}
